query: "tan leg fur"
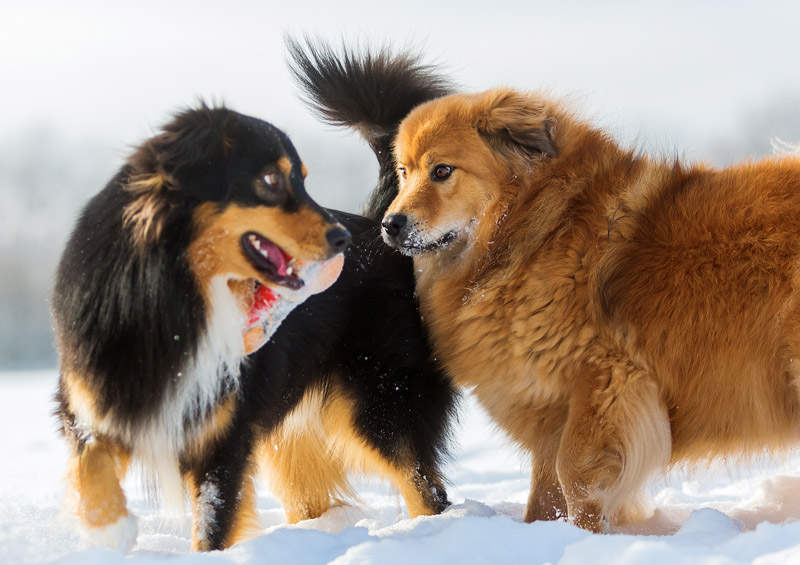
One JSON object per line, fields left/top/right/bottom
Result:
{"left": 67, "top": 437, "right": 131, "bottom": 529}
{"left": 260, "top": 385, "right": 443, "bottom": 522}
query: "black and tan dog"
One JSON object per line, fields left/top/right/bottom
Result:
{"left": 54, "top": 64, "right": 458, "bottom": 551}
{"left": 53, "top": 105, "right": 350, "bottom": 550}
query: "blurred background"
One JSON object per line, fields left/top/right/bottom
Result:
{"left": 3, "top": 0, "right": 800, "bottom": 369}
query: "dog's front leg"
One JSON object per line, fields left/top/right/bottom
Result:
{"left": 184, "top": 422, "right": 260, "bottom": 551}
{"left": 524, "top": 431, "right": 567, "bottom": 522}
{"left": 555, "top": 356, "right": 670, "bottom": 532}
{"left": 66, "top": 433, "right": 137, "bottom": 550}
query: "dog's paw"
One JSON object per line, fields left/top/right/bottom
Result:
{"left": 79, "top": 513, "right": 138, "bottom": 553}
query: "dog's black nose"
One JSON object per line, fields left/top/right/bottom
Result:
{"left": 325, "top": 225, "right": 351, "bottom": 253}
{"left": 382, "top": 214, "right": 407, "bottom": 238}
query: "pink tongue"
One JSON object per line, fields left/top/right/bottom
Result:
{"left": 263, "top": 241, "right": 289, "bottom": 276}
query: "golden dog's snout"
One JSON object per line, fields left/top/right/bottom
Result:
{"left": 381, "top": 213, "right": 408, "bottom": 240}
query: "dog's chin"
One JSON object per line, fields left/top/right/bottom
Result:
{"left": 237, "top": 253, "right": 345, "bottom": 355}
{"left": 386, "top": 230, "right": 459, "bottom": 256}
{"left": 237, "top": 253, "right": 346, "bottom": 320}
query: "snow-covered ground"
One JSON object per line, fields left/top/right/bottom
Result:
{"left": 3, "top": 371, "right": 800, "bottom": 564}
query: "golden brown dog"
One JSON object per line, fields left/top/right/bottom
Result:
{"left": 380, "top": 88, "right": 800, "bottom": 532}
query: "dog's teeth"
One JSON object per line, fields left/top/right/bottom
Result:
{"left": 249, "top": 234, "right": 257, "bottom": 243}
{"left": 286, "top": 266, "right": 294, "bottom": 276}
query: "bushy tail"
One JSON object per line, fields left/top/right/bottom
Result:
{"left": 286, "top": 37, "right": 453, "bottom": 219}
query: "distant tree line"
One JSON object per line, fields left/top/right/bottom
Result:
{"left": 2, "top": 92, "right": 798, "bottom": 370}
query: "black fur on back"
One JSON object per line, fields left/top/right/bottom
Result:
{"left": 286, "top": 37, "right": 454, "bottom": 219}
{"left": 284, "top": 39, "right": 459, "bottom": 506}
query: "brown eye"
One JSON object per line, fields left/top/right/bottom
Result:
{"left": 254, "top": 171, "right": 285, "bottom": 205}
{"left": 431, "top": 164, "right": 454, "bottom": 181}
{"left": 398, "top": 167, "right": 407, "bottom": 180}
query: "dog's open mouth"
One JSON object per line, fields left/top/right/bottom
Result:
{"left": 241, "top": 232, "right": 304, "bottom": 290}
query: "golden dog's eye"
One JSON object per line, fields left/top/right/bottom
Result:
{"left": 431, "top": 164, "right": 454, "bottom": 182}
{"left": 398, "top": 166, "right": 407, "bottom": 180}
{"left": 254, "top": 171, "right": 285, "bottom": 205}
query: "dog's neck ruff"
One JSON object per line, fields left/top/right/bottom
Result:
{"left": 132, "top": 274, "right": 248, "bottom": 507}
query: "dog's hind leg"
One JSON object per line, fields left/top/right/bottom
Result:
{"left": 258, "top": 388, "right": 353, "bottom": 523}
{"left": 66, "top": 434, "right": 136, "bottom": 550}
{"left": 323, "top": 380, "right": 452, "bottom": 518}
{"left": 556, "top": 355, "right": 670, "bottom": 532}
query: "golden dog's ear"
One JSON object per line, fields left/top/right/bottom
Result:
{"left": 475, "top": 90, "right": 557, "bottom": 161}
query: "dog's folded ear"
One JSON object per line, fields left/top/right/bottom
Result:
{"left": 475, "top": 90, "right": 557, "bottom": 162}
{"left": 128, "top": 104, "right": 233, "bottom": 200}
{"left": 122, "top": 105, "right": 234, "bottom": 247}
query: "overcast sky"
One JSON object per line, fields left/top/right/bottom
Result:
{"left": 4, "top": 1, "right": 800, "bottom": 164}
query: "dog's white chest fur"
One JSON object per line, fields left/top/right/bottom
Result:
{"left": 135, "top": 275, "right": 248, "bottom": 506}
